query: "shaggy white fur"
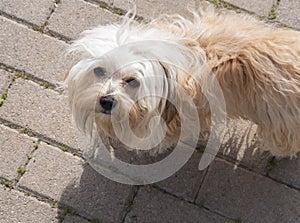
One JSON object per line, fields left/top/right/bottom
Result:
{"left": 64, "top": 7, "right": 300, "bottom": 158}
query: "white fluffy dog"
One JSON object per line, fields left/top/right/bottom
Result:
{"left": 64, "top": 7, "right": 300, "bottom": 158}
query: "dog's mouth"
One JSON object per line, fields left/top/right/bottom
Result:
{"left": 99, "top": 109, "right": 112, "bottom": 115}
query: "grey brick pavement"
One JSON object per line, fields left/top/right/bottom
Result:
{"left": 156, "top": 151, "right": 207, "bottom": 202}
{"left": 197, "top": 159, "right": 300, "bottom": 222}
{"left": 277, "top": 0, "right": 300, "bottom": 30}
{"left": 18, "top": 143, "right": 84, "bottom": 201}
{"left": 0, "top": 125, "right": 37, "bottom": 181}
{"left": 0, "top": 0, "right": 54, "bottom": 26}
{"left": 0, "top": 185, "right": 57, "bottom": 223}
{"left": 0, "top": 78, "right": 77, "bottom": 148}
{"left": 125, "top": 186, "right": 234, "bottom": 223}
{"left": 62, "top": 215, "right": 90, "bottom": 223}
{"left": 48, "top": 0, "right": 121, "bottom": 40}
{"left": 0, "top": 69, "right": 12, "bottom": 94}
{"left": 224, "top": 0, "right": 276, "bottom": 16}
{"left": 269, "top": 158, "right": 300, "bottom": 189}
{"left": 113, "top": 0, "right": 193, "bottom": 19}
{"left": 0, "top": 17, "right": 69, "bottom": 84}
{"left": 1, "top": 0, "right": 300, "bottom": 222}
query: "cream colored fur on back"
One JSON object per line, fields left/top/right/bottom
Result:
{"left": 65, "top": 7, "right": 300, "bottom": 157}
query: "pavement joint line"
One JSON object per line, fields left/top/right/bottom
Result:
{"left": 15, "top": 184, "right": 93, "bottom": 223}
{"left": 56, "top": 203, "right": 96, "bottom": 223}
{"left": 0, "top": 119, "right": 83, "bottom": 159}
{"left": 120, "top": 185, "right": 140, "bottom": 223}
{"left": 0, "top": 68, "right": 14, "bottom": 107}
{"left": 216, "top": 151, "right": 271, "bottom": 175}
{"left": 215, "top": 153, "right": 298, "bottom": 189}
{"left": 0, "top": 176, "right": 56, "bottom": 207}
{"left": 45, "top": 28, "right": 73, "bottom": 42}
{"left": 153, "top": 154, "right": 299, "bottom": 200}
{"left": 1, "top": 169, "right": 96, "bottom": 223}
{"left": 0, "top": 63, "right": 61, "bottom": 92}
{"left": 39, "top": 0, "right": 60, "bottom": 36}
{"left": 208, "top": 0, "right": 265, "bottom": 19}
{"left": 0, "top": 166, "right": 95, "bottom": 223}
{"left": 267, "top": 175, "right": 300, "bottom": 191}
{"left": 44, "top": 0, "right": 73, "bottom": 43}
{"left": 193, "top": 165, "right": 210, "bottom": 203}
{"left": 0, "top": 13, "right": 70, "bottom": 44}
{"left": 206, "top": 0, "right": 299, "bottom": 31}
{"left": 15, "top": 141, "right": 40, "bottom": 184}
{"left": 0, "top": 10, "right": 38, "bottom": 31}
{"left": 84, "top": 0, "right": 146, "bottom": 22}
{"left": 151, "top": 184, "right": 237, "bottom": 222}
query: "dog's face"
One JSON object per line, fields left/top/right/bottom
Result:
{"left": 65, "top": 52, "right": 180, "bottom": 151}
{"left": 64, "top": 22, "right": 212, "bottom": 151}
{"left": 94, "top": 60, "right": 170, "bottom": 136}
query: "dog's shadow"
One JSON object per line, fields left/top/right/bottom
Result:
{"left": 218, "top": 119, "right": 272, "bottom": 173}
{"left": 57, "top": 162, "right": 133, "bottom": 222}
{"left": 57, "top": 120, "right": 297, "bottom": 222}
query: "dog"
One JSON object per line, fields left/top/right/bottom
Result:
{"left": 64, "top": 7, "right": 300, "bottom": 159}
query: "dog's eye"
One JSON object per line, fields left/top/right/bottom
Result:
{"left": 94, "top": 67, "right": 106, "bottom": 77}
{"left": 125, "top": 78, "right": 140, "bottom": 88}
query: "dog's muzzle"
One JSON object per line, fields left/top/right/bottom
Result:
{"left": 99, "top": 95, "right": 117, "bottom": 114}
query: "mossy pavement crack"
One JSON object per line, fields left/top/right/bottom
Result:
{"left": 84, "top": 0, "right": 145, "bottom": 22}
{"left": 14, "top": 184, "right": 93, "bottom": 223}
{"left": 0, "top": 67, "right": 16, "bottom": 107}
{"left": 4, "top": 171, "right": 95, "bottom": 223}
{"left": 15, "top": 141, "right": 40, "bottom": 183}
{"left": 0, "top": 12, "right": 70, "bottom": 44}
{"left": 43, "top": 0, "right": 73, "bottom": 43}
{"left": 120, "top": 186, "right": 140, "bottom": 223}
{"left": 0, "top": 118, "right": 83, "bottom": 159}
{"left": 56, "top": 204, "right": 93, "bottom": 223}
{"left": 0, "top": 63, "right": 61, "bottom": 92}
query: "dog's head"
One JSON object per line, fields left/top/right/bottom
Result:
{"left": 64, "top": 16, "right": 210, "bottom": 152}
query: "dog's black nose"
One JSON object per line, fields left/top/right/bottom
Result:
{"left": 99, "top": 95, "right": 116, "bottom": 112}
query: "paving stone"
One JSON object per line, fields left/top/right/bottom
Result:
{"left": 269, "top": 158, "right": 300, "bottom": 189}
{"left": 0, "top": 186, "right": 57, "bottom": 223}
{"left": 219, "top": 120, "right": 272, "bottom": 174}
{"left": 62, "top": 215, "right": 89, "bottom": 223}
{"left": 0, "top": 0, "right": 54, "bottom": 26}
{"left": 48, "top": 0, "right": 121, "bottom": 39}
{"left": 113, "top": 0, "right": 196, "bottom": 19}
{"left": 0, "top": 125, "right": 37, "bottom": 181}
{"left": 19, "top": 142, "right": 131, "bottom": 222}
{"left": 224, "top": 0, "right": 276, "bottom": 16}
{"left": 197, "top": 159, "right": 300, "bottom": 223}
{"left": 155, "top": 151, "right": 206, "bottom": 201}
{"left": 0, "top": 17, "right": 69, "bottom": 84}
{"left": 125, "top": 186, "right": 233, "bottom": 223}
{"left": 0, "top": 78, "right": 77, "bottom": 148}
{"left": 0, "top": 69, "right": 12, "bottom": 94}
{"left": 90, "top": 0, "right": 114, "bottom": 6}
{"left": 18, "top": 143, "right": 84, "bottom": 200}
{"left": 59, "top": 164, "right": 132, "bottom": 222}
{"left": 277, "top": 0, "right": 300, "bottom": 29}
